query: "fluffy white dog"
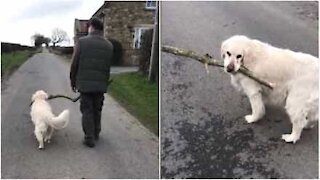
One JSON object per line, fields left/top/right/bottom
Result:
{"left": 30, "top": 90, "right": 70, "bottom": 149}
{"left": 221, "top": 35, "right": 319, "bottom": 143}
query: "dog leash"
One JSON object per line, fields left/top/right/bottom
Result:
{"left": 48, "top": 94, "right": 81, "bottom": 102}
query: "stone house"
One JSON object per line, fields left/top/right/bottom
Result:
{"left": 86, "top": 1, "right": 157, "bottom": 66}
{"left": 74, "top": 19, "right": 89, "bottom": 41}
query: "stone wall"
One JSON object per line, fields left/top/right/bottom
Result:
{"left": 1, "top": 42, "right": 35, "bottom": 53}
{"left": 102, "top": 1, "right": 155, "bottom": 66}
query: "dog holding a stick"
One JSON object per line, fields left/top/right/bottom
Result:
{"left": 221, "top": 35, "right": 318, "bottom": 143}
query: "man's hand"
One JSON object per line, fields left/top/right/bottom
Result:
{"left": 71, "top": 80, "right": 77, "bottom": 93}
{"left": 72, "top": 86, "right": 77, "bottom": 93}
{"left": 70, "top": 42, "right": 80, "bottom": 93}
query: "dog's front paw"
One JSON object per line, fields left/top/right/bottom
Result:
{"left": 38, "top": 145, "right": 44, "bottom": 150}
{"left": 245, "top": 115, "right": 258, "bottom": 123}
{"left": 44, "top": 138, "right": 51, "bottom": 143}
{"left": 281, "top": 134, "right": 299, "bottom": 144}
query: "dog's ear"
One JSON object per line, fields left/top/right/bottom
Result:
{"left": 42, "top": 91, "right": 49, "bottom": 99}
{"left": 243, "top": 40, "right": 260, "bottom": 65}
{"left": 241, "top": 54, "right": 245, "bottom": 64}
{"left": 31, "top": 93, "right": 37, "bottom": 101}
{"left": 221, "top": 41, "right": 227, "bottom": 59}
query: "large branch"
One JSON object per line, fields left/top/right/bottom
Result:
{"left": 162, "top": 45, "right": 274, "bottom": 89}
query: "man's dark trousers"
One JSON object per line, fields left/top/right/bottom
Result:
{"left": 80, "top": 92, "right": 104, "bottom": 141}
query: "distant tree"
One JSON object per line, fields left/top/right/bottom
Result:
{"left": 31, "top": 33, "right": 47, "bottom": 47}
{"left": 51, "top": 28, "right": 68, "bottom": 47}
{"left": 43, "top": 37, "right": 51, "bottom": 47}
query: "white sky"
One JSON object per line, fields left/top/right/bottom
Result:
{"left": 0, "top": 0, "right": 105, "bottom": 46}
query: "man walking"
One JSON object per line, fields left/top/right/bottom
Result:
{"left": 70, "top": 18, "right": 113, "bottom": 147}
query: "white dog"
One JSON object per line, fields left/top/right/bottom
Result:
{"left": 221, "top": 35, "right": 319, "bottom": 143}
{"left": 30, "top": 90, "right": 70, "bottom": 149}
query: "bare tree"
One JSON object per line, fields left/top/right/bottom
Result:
{"left": 51, "top": 28, "right": 68, "bottom": 47}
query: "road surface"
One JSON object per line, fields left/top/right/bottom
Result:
{"left": 161, "top": 1, "right": 318, "bottom": 178}
{"left": 1, "top": 49, "right": 158, "bottom": 178}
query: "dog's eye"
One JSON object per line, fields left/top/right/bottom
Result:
{"left": 227, "top": 51, "right": 231, "bottom": 56}
{"left": 236, "top": 55, "right": 242, "bottom": 59}
{"left": 222, "top": 54, "right": 225, "bottom": 58}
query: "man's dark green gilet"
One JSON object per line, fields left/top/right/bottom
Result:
{"left": 76, "top": 31, "right": 113, "bottom": 93}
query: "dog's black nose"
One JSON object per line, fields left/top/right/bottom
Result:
{"left": 226, "top": 64, "right": 235, "bottom": 72}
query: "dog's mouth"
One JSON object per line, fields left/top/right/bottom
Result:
{"left": 225, "top": 64, "right": 237, "bottom": 74}
{"left": 225, "top": 70, "right": 237, "bottom": 74}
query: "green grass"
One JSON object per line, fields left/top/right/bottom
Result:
{"left": 1, "top": 50, "right": 36, "bottom": 77}
{"left": 109, "top": 72, "right": 159, "bottom": 135}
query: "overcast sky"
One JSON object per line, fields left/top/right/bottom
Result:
{"left": 0, "top": 0, "right": 105, "bottom": 46}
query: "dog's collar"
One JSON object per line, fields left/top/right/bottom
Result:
{"left": 29, "top": 97, "right": 49, "bottom": 107}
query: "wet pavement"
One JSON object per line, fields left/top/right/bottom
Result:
{"left": 161, "top": 1, "right": 318, "bottom": 178}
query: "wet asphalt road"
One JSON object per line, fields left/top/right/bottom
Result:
{"left": 161, "top": 1, "right": 318, "bottom": 178}
{"left": 1, "top": 49, "right": 158, "bottom": 178}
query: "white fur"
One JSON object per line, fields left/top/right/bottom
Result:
{"left": 221, "top": 35, "right": 319, "bottom": 143}
{"left": 30, "top": 90, "right": 69, "bottom": 149}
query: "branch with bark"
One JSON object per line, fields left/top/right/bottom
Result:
{"left": 161, "top": 45, "right": 274, "bottom": 89}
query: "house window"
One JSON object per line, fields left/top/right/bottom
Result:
{"left": 133, "top": 27, "right": 150, "bottom": 49}
{"left": 145, "top": 0, "right": 157, "bottom": 9}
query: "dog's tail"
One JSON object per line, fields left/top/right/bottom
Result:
{"left": 47, "top": 109, "right": 70, "bottom": 129}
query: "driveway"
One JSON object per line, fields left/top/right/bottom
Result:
{"left": 1, "top": 49, "right": 158, "bottom": 178}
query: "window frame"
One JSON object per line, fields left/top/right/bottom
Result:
{"left": 145, "top": 0, "right": 157, "bottom": 10}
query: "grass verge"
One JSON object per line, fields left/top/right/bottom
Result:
{"left": 109, "top": 72, "right": 159, "bottom": 135}
{"left": 1, "top": 50, "right": 37, "bottom": 78}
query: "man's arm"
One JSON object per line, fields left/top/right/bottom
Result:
{"left": 70, "top": 41, "right": 80, "bottom": 92}
{"left": 106, "top": 44, "right": 113, "bottom": 84}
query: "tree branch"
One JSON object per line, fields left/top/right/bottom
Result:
{"left": 162, "top": 45, "right": 274, "bottom": 89}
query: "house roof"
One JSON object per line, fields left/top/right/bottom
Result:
{"left": 91, "top": 1, "right": 157, "bottom": 18}
{"left": 92, "top": 1, "right": 109, "bottom": 18}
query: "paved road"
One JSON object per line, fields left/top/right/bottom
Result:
{"left": 1, "top": 49, "right": 158, "bottom": 178}
{"left": 161, "top": 1, "right": 318, "bottom": 178}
